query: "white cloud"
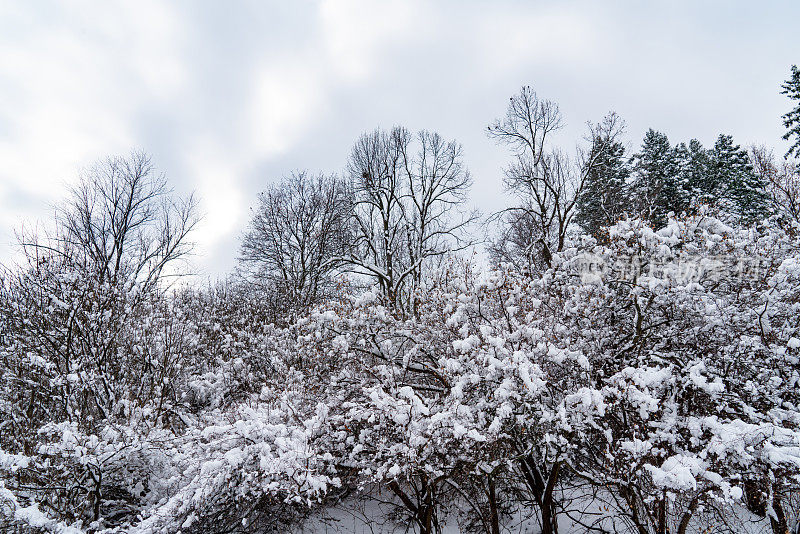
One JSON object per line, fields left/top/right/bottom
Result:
{"left": 246, "top": 0, "right": 428, "bottom": 158}
{"left": 0, "top": 1, "right": 188, "bottom": 253}
{"left": 1, "top": 0, "right": 796, "bottom": 279}
{"left": 318, "top": 0, "right": 424, "bottom": 83}
{"left": 471, "top": 7, "right": 598, "bottom": 73}
{"left": 248, "top": 60, "right": 326, "bottom": 157}
{"left": 185, "top": 140, "right": 246, "bottom": 261}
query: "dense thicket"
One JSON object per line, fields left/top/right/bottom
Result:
{"left": 2, "top": 77, "right": 800, "bottom": 534}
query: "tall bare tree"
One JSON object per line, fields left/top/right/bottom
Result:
{"left": 239, "top": 172, "right": 351, "bottom": 319}
{"left": 342, "top": 127, "right": 476, "bottom": 312}
{"left": 750, "top": 145, "right": 800, "bottom": 223}
{"left": 488, "top": 86, "right": 623, "bottom": 273}
{"left": 0, "top": 152, "right": 200, "bottom": 523}
{"left": 4, "top": 151, "right": 199, "bottom": 429}
{"left": 41, "top": 151, "right": 200, "bottom": 290}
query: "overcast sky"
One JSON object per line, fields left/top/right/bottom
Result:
{"left": 1, "top": 1, "right": 797, "bottom": 279}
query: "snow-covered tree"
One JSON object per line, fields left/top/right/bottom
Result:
{"left": 750, "top": 145, "right": 800, "bottom": 223}
{"left": 631, "top": 129, "right": 687, "bottom": 228}
{"left": 239, "top": 172, "right": 351, "bottom": 322}
{"left": 488, "top": 87, "right": 623, "bottom": 273}
{"left": 342, "top": 127, "right": 476, "bottom": 313}
{"left": 782, "top": 65, "right": 800, "bottom": 159}
{"left": 707, "top": 134, "right": 770, "bottom": 222}
{"left": 574, "top": 135, "right": 631, "bottom": 239}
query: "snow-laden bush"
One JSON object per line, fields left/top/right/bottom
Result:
{"left": 1, "top": 214, "right": 799, "bottom": 534}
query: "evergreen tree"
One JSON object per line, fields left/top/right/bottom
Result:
{"left": 575, "top": 137, "right": 631, "bottom": 238}
{"left": 781, "top": 65, "right": 800, "bottom": 158}
{"left": 675, "top": 138, "right": 711, "bottom": 208}
{"left": 631, "top": 129, "right": 686, "bottom": 228}
{"left": 708, "top": 134, "right": 770, "bottom": 222}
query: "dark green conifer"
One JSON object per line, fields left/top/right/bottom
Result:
{"left": 575, "top": 137, "right": 631, "bottom": 238}
{"left": 632, "top": 129, "right": 686, "bottom": 228}
{"left": 781, "top": 65, "right": 800, "bottom": 158}
{"left": 708, "top": 134, "right": 770, "bottom": 222}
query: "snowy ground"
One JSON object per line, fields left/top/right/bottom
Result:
{"left": 295, "top": 497, "right": 540, "bottom": 534}
{"left": 292, "top": 493, "right": 775, "bottom": 534}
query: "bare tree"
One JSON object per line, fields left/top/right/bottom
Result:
{"left": 750, "top": 145, "right": 800, "bottom": 223}
{"left": 3, "top": 152, "right": 200, "bottom": 426}
{"left": 30, "top": 151, "right": 200, "bottom": 291}
{"left": 0, "top": 152, "right": 199, "bottom": 524}
{"left": 486, "top": 208, "right": 548, "bottom": 276}
{"left": 487, "top": 86, "right": 623, "bottom": 272}
{"left": 239, "top": 172, "right": 351, "bottom": 319}
{"left": 342, "top": 127, "right": 476, "bottom": 312}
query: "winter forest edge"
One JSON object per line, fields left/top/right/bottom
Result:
{"left": 2, "top": 68, "right": 800, "bottom": 534}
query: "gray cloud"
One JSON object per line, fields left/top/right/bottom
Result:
{"left": 1, "top": 0, "right": 797, "bottom": 278}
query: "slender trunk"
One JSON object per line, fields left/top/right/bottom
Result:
{"left": 656, "top": 492, "right": 666, "bottom": 534}
{"left": 487, "top": 474, "right": 500, "bottom": 534}
{"left": 770, "top": 490, "right": 789, "bottom": 534}
{"left": 744, "top": 478, "right": 767, "bottom": 516}
{"left": 540, "top": 498, "right": 555, "bottom": 534}
{"left": 517, "top": 456, "right": 562, "bottom": 534}
{"left": 540, "top": 462, "right": 562, "bottom": 534}
{"left": 422, "top": 505, "right": 433, "bottom": 534}
{"left": 422, "top": 477, "right": 434, "bottom": 534}
{"left": 619, "top": 485, "right": 650, "bottom": 534}
{"left": 389, "top": 478, "right": 437, "bottom": 534}
{"left": 518, "top": 457, "right": 545, "bottom": 527}
{"left": 677, "top": 496, "right": 699, "bottom": 534}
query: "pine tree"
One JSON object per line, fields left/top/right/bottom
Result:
{"left": 708, "top": 134, "right": 770, "bottom": 222}
{"left": 632, "top": 129, "right": 687, "bottom": 228}
{"left": 675, "top": 139, "right": 711, "bottom": 209}
{"left": 575, "top": 137, "right": 631, "bottom": 238}
{"left": 781, "top": 65, "right": 800, "bottom": 158}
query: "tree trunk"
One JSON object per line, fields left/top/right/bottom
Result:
{"left": 770, "top": 491, "right": 789, "bottom": 534}
{"left": 388, "top": 478, "right": 438, "bottom": 534}
{"left": 487, "top": 474, "right": 500, "bottom": 534}
{"left": 542, "top": 462, "right": 561, "bottom": 534}
{"left": 745, "top": 478, "right": 767, "bottom": 516}
{"left": 422, "top": 477, "right": 434, "bottom": 534}
{"left": 656, "top": 493, "right": 666, "bottom": 534}
{"left": 676, "top": 496, "right": 699, "bottom": 534}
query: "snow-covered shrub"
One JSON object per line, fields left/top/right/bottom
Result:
{"left": 552, "top": 215, "right": 800, "bottom": 534}
{"left": 2, "top": 205, "right": 799, "bottom": 534}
